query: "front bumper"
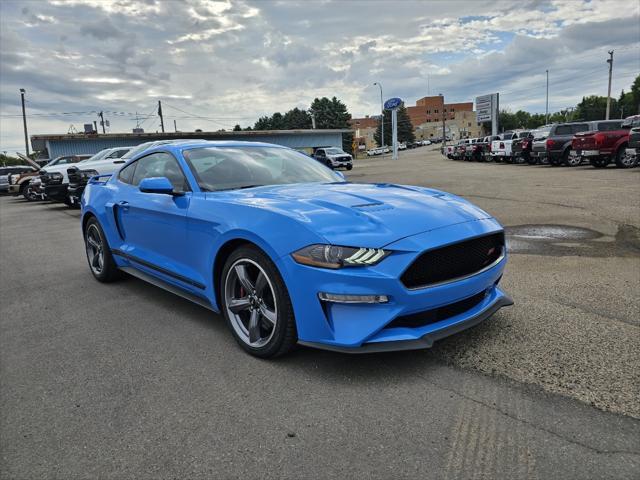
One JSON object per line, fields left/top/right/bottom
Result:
{"left": 8, "top": 184, "right": 20, "bottom": 195}
{"left": 67, "top": 184, "right": 85, "bottom": 205}
{"left": 44, "top": 184, "right": 69, "bottom": 202}
{"left": 278, "top": 219, "right": 511, "bottom": 352}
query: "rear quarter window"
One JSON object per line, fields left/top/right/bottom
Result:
{"left": 597, "top": 122, "right": 622, "bottom": 131}
{"left": 555, "top": 125, "right": 572, "bottom": 135}
{"left": 571, "top": 124, "right": 589, "bottom": 134}
{"left": 118, "top": 162, "right": 136, "bottom": 184}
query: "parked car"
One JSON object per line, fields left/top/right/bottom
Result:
{"left": 442, "top": 144, "right": 456, "bottom": 159}
{"left": 81, "top": 140, "right": 512, "bottom": 358}
{"left": 67, "top": 141, "right": 200, "bottom": 207}
{"left": 453, "top": 139, "right": 470, "bottom": 160}
{"left": 532, "top": 121, "right": 620, "bottom": 167}
{"left": 529, "top": 126, "right": 553, "bottom": 164}
{"left": 7, "top": 154, "right": 43, "bottom": 199}
{"left": 35, "top": 154, "right": 93, "bottom": 202}
{"left": 572, "top": 115, "right": 640, "bottom": 168}
{"left": 512, "top": 132, "right": 536, "bottom": 164}
{"left": 313, "top": 147, "right": 353, "bottom": 170}
{"left": 0, "top": 166, "right": 36, "bottom": 194}
{"left": 625, "top": 125, "right": 640, "bottom": 166}
{"left": 469, "top": 136, "right": 492, "bottom": 162}
{"left": 398, "top": 142, "right": 407, "bottom": 150}
{"left": 491, "top": 131, "right": 528, "bottom": 163}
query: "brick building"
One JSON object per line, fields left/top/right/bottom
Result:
{"left": 407, "top": 95, "right": 474, "bottom": 127}
{"left": 350, "top": 115, "right": 381, "bottom": 150}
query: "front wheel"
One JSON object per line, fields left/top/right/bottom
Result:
{"left": 346, "top": 164, "right": 353, "bottom": 171}
{"left": 221, "top": 246, "right": 297, "bottom": 358}
{"left": 24, "top": 184, "right": 39, "bottom": 201}
{"left": 84, "top": 217, "right": 122, "bottom": 282}
{"left": 614, "top": 147, "right": 636, "bottom": 168}
{"left": 563, "top": 149, "right": 581, "bottom": 167}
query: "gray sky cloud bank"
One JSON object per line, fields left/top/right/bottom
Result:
{"left": 1, "top": 0, "right": 638, "bottom": 153}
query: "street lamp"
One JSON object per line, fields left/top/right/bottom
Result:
{"left": 19, "top": 88, "right": 30, "bottom": 156}
{"left": 373, "top": 82, "right": 384, "bottom": 148}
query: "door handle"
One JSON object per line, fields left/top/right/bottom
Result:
{"left": 113, "top": 160, "right": 126, "bottom": 164}
{"left": 117, "top": 200, "right": 129, "bottom": 211}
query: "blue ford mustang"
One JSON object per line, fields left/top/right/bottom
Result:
{"left": 81, "top": 141, "right": 512, "bottom": 357}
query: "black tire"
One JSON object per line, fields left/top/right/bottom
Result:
{"left": 84, "top": 217, "right": 122, "bottom": 283}
{"left": 20, "top": 182, "right": 31, "bottom": 200}
{"left": 220, "top": 245, "right": 297, "bottom": 358}
{"left": 24, "top": 184, "right": 39, "bottom": 202}
{"left": 614, "top": 146, "right": 636, "bottom": 168}
{"left": 590, "top": 157, "right": 610, "bottom": 168}
{"left": 346, "top": 164, "right": 353, "bottom": 171}
{"left": 325, "top": 160, "right": 333, "bottom": 169}
{"left": 526, "top": 155, "right": 537, "bottom": 165}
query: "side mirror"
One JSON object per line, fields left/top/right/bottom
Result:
{"left": 139, "top": 177, "right": 178, "bottom": 195}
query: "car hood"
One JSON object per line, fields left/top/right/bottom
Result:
{"left": 221, "top": 182, "right": 493, "bottom": 248}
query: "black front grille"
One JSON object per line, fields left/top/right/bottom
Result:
{"left": 401, "top": 232, "right": 504, "bottom": 289}
{"left": 388, "top": 290, "right": 487, "bottom": 329}
{"left": 67, "top": 168, "right": 82, "bottom": 185}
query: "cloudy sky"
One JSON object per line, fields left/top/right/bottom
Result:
{"left": 1, "top": 0, "right": 639, "bottom": 153}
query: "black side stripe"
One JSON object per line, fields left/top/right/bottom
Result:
{"left": 112, "top": 249, "right": 206, "bottom": 290}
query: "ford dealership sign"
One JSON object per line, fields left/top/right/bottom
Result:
{"left": 384, "top": 97, "right": 402, "bottom": 110}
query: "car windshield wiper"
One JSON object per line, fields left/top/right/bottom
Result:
{"left": 210, "top": 184, "right": 266, "bottom": 192}
{"left": 237, "top": 184, "right": 265, "bottom": 190}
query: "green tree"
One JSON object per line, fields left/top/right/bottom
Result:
{"left": 282, "top": 107, "right": 312, "bottom": 129}
{"left": 309, "top": 96, "right": 353, "bottom": 153}
{"left": 254, "top": 115, "right": 272, "bottom": 130}
{"left": 575, "top": 95, "right": 620, "bottom": 121}
{"left": 374, "top": 105, "right": 415, "bottom": 146}
{"left": 232, "top": 124, "right": 242, "bottom": 131}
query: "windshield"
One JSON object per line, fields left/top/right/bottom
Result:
{"left": 534, "top": 127, "right": 552, "bottom": 138}
{"left": 183, "top": 146, "right": 343, "bottom": 191}
{"left": 79, "top": 149, "right": 112, "bottom": 164}
{"left": 325, "top": 148, "right": 345, "bottom": 155}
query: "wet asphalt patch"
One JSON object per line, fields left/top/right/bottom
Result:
{"left": 505, "top": 224, "right": 640, "bottom": 257}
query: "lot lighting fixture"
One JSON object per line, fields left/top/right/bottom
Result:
{"left": 373, "top": 82, "right": 384, "bottom": 147}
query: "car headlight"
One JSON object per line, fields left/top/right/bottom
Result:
{"left": 292, "top": 244, "right": 388, "bottom": 269}
{"left": 50, "top": 172, "right": 63, "bottom": 181}
{"left": 81, "top": 169, "right": 99, "bottom": 181}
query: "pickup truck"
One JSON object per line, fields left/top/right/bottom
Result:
{"left": 572, "top": 115, "right": 640, "bottom": 168}
{"left": 538, "top": 120, "right": 622, "bottom": 167}
{"left": 66, "top": 140, "right": 202, "bottom": 207}
{"left": 490, "top": 131, "right": 524, "bottom": 162}
{"left": 529, "top": 126, "right": 553, "bottom": 164}
{"left": 453, "top": 139, "right": 470, "bottom": 160}
{"left": 511, "top": 132, "right": 535, "bottom": 164}
{"left": 313, "top": 147, "right": 353, "bottom": 170}
{"left": 625, "top": 125, "right": 640, "bottom": 166}
{"left": 36, "top": 154, "right": 93, "bottom": 201}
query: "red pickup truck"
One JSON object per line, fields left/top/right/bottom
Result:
{"left": 572, "top": 115, "right": 640, "bottom": 168}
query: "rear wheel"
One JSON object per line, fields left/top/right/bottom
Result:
{"left": 562, "top": 149, "right": 581, "bottom": 167}
{"left": 221, "top": 246, "right": 297, "bottom": 358}
{"left": 614, "top": 147, "right": 636, "bottom": 168}
{"left": 590, "top": 157, "right": 610, "bottom": 168}
{"left": 84, "top": 217, "right": 122, "bottom": 282}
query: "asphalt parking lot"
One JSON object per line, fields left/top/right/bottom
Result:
{"left": 1, "top": 148, "right": 639, "bottom": 479}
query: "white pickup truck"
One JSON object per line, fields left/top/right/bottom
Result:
{"left": 490, "top": 131, "right": 529, "bottom": 162}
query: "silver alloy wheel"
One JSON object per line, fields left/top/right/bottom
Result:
{"left": 225, "top": 258, "right": 278, "bottom": 348}
{"left": 85, "top": 224, "right": 105, "bottom": 275}
{"left": 619, "top": 152, "right": 635, "bottom": 167}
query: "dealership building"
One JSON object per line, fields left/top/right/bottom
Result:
{"left": 30, "top": 129, "right": 350, "bottom": 159}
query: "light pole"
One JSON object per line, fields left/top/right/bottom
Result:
{"left": 545, "top": 70, "right": 549, "bottom": 124}
{"left": 19, "top": 88, "right": 30, "bottom": 156}
{"left": 373, "top": 82, "right": 384, "bottom": 147}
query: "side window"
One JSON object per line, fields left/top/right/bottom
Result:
{"left": 596, "top": 122, "right": 622, "bottom": 131}
{"left": 571, "top": 124, "right": 589, "bottom": 134}
{"left": 131, "top": 152, "right": 189, "bottom": 191}
{"left": 118, "top": 161, "right": 137, "bottom": 185}
{"left": 555, "top": 125, "right": 571, "bottom": 135}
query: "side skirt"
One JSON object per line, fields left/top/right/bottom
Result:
{"left": 119, "top": 266, "right": 218, "bottom": 313}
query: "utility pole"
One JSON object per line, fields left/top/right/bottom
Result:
{"left": 174, "top": 119, "right": 177, "bottom": 132}
{"left": 19, "top": 88, "right": 29, "bottom": 156}
{"left": 605, "top": 50, "right": 614, "bottom": 120}
{"left": 93, "top": 120, "right": 98, "bottom": 133}
{"left": 158, "top": 100, "right": 165, "bottom": 133}
{"left": 310, "top": 111, "right": 316, "bottom": 129}
{"left": 374, "top": 82, "right": 384, "bottom": 147}
{"left": 545, "top": 70, "right": 549, "bottom": 124}
{"left": 441, "top": 93, "right": 446, "bottom": 146}
{"left": 98, "top": 111, "right": 106, "bottom": 134}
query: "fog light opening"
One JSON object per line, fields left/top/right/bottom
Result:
{"left": 318, "top": 292, "right": 389, "bottom": 304}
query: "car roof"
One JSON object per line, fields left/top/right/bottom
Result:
{"left": 148, "top": 140, "right": 289, "bottom": 154}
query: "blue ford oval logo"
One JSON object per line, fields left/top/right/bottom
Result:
{"left": 384, "top": 97, "right": 402, "bottom": 110}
